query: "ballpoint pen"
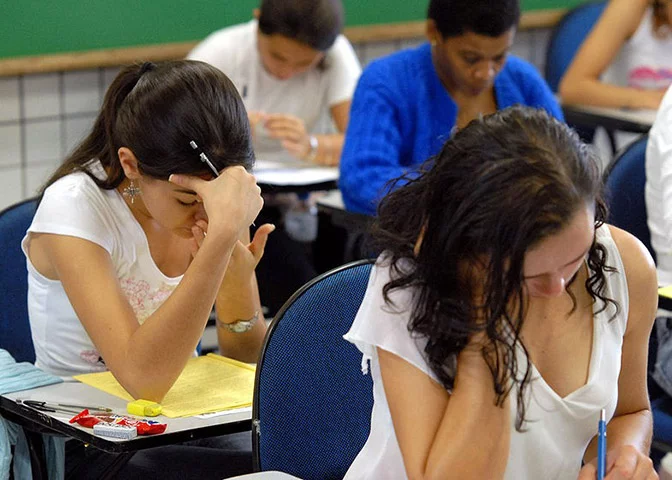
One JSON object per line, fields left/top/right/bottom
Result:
{"left": 17, "top": 399, "right": 113, "bottom": 414}
{"left": 597, "top": 408, "right": 607, "bottom": 480}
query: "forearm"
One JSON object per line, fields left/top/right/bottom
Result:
{"left": 312, "top": 133, "right": 344, "bottom": 166}
{"left": 583, "top": 408, "right": 653, "bottom": 463}
{"left": 560, "top": 79, "right": 661, "bottom": 110}
{"left": 424, "top": 357, "right": 511, "bottom": 479}
{"left": 119, "top": 236, "right": 236, "bottom": 400}
{"left": 215, "top": 272, "right": 266, "bottom": 363}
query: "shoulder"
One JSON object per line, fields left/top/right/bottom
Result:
{"left": 187, "top": 21, "right": 254, "bottom": 62}
{"left": 500, "top": 56, "right": 544, "bottom": 83}
{"left": 358, "top": 45, "right": 428, "bottom": 91}
{"left": 327, "top": 34, "right": 358, "bottom": 59}
{"left": 42, "top": 169, "right": 103, "bottom": 204}
{"left": 605, "top": 224, "right": 658, "bottom": 311}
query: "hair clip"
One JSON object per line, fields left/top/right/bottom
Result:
{"left": 189, "top": 141, "right": 219, "bottom": 177}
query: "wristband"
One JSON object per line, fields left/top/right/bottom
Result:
{"left": 305, "top": 135, "right": 319, "bottom": 163}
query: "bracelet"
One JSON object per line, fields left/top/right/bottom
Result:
{"left": 216, "top": 310, "right": 260, "bottom": 333}
{"left": 305, "top": 135, "right": 319, "bottom": 163}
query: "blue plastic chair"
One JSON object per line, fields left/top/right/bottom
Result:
{"left": 604, "top": 135, "right": 672, "bottom": 455}
{"left": 545, "top": 1, "right": 616, "bottom": 153}
{"left": 545, "top": 1, "right": 607, "bottom": 93}
{"left": 603, "top": 135, "right": 653, "bottom": 259}
{"left": 253, "top": 259, "right": 374, "bottom": 479}
{"left": 0, "top": 198, "right": 38, "bottom": 363}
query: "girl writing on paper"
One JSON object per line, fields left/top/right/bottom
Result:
{"left": 188, "top": 0, "right": 363, "bottom": 314}
{"left": 23, "top": 60, "right": 271, "bottom": 478}
{"left": 344, "top": 107, "right": 658, "bottom": 479}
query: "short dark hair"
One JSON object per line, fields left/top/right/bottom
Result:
{"left": 428, "top": 0, "right": 520, "bottom": 38}
{"left": 258, "top": 0, "right": 344, "bottom": 51}
{"left": 42, "top": 60, "right": 252, "bottom": 192}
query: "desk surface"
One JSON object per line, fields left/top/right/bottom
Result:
{"left": 1, "top": 381, "right": 251, "bottom": 453}
{"left": 254, "top": 159, "right": 338, "bottom": 194}
{"left": 562, "top": 104, "right": 657, "bottom": 134}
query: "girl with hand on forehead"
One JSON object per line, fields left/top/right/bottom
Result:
{"left": 344, "top": 107, "right": 658, "bottom": 479}
{"left": 24, "top": 60, "right": 273, "bottom": 402}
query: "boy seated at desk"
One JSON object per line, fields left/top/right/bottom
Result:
{"left": 338, "top": 0, "right": 562, "bottom": 216}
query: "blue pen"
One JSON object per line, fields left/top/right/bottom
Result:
{"left": 597, "top": 408, "right": 607, "bottom": 480}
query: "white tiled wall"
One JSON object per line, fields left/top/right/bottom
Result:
{"left": 0, "top": 29, "right": 551, "bottom": 211}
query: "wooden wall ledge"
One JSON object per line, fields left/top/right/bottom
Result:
{"left": 0, "top": 9, "right": 565, "bottom": 77}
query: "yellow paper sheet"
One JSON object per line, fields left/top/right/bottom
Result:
{"left": 661, "top": 286, "right": 672, "bottom": 299}
{"left": 73, "top": 354, "right": 255, "bottom": 418}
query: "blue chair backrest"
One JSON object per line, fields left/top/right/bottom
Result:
{"left": 545, "top": 1, "right": 607, "bottom": 92}
{"left": 253, "top": 260, "right": 374, "bottom": 480}
{"left": 0, "top": 198, "right": 38, "bottom": 363}
{"left": 603, "top": 135, "right": 654, "bottom": 259}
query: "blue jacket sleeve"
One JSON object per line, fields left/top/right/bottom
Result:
{"left": 339, "top": 65, "right": 408, "bottom": 216}
{"left": 519, "top": 61, "right": 564, "bottom": 122}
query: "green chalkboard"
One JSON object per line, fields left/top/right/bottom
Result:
{"left": 2, "top": 0, "right": 588, "bottom": 60}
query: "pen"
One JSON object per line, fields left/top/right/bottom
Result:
{"left": 597, "top": 408, "right": 607, "bottom": 480}
{"left": 189, "top": 140, "right": 219, "bottom": 178}
{"left": 56, "top": 403, "right": 113, "bottom": 413}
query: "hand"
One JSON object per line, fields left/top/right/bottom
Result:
{"left": 224, "top": 224, "right": 276, "bottom": 284}
{"left": 169, "top": 166, "right": 263, "bottom": 241}
{"left": 577, "top": 445, "right": 657, "bottom": 479}
{"left": 263, "top": 114, "right": 311, "bottom": 160}
{"left": 248, "top": 111, "right": 267, "bottom": 140}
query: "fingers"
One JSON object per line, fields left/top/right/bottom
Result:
{"left": 576, "top": 463, "right": 596, "bottom": 480}
{"left": 248, "top": 223, "right": 275, "bottom": 262}
{"left": 169, "top": 173, "right": 205, "bottom": 193}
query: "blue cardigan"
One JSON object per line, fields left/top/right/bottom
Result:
{"left": 339, "top": 43, "right": 564, "bottom": 215}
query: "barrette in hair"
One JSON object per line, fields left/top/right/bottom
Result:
{"left": 189, "top": 141, "right": 219, "bottom": 177}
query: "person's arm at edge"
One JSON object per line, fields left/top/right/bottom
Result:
{"left": 559, "top": 0, "right": 664, "bottom": 110}
{"left": 648, "top": 89, "right": 672, "bottom": 251}
{"left": 578, "top": 225, "right": 658, "bottom": 478}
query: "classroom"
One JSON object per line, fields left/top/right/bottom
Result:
{"left": 1, "top": 0, "right": 672, "bottom": 478}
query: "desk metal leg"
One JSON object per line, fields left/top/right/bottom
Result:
{"left": 24, "top": 430, "right": 48, "bottom": 480}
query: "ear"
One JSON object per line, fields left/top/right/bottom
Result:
{"left": 426, "top": 19, "right": 440, "bottom": 45}
{"left": 118, "top": 147, "right": 142, "bottom": 180}
{"left": 252, "top": 8, "right": 260, "bottom": 19}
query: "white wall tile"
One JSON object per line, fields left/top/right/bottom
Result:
{"left": 401, "top": 38, "right": 425, "bottom": 51}
{"left": 64, "top": 115, "right": 96, "bottom": 156}
{"left": 64, "top": 71, "right": 101, "bottom": 115}
{"left": 0, "top": 77, "right": 20, "bottom": 122}
{"left": 23, "top": 73, "right": 61, "bottom": 119}
{"left": 25, "top": 163, "right": 59, "bottom": 197}
{"left": 361, "top": 41, "right": 398, "bottom": 66}
{"left": 103, "top": 67, "right": 121, "bottom": 92}
{"left": 530, "top": 28, "right": 552, "bottom": 73}
{"left": 0, "top": 125, "right": 21, "bottom": 168}
{"left": 0, "top": 166, "right": 23, "bottom": 211}
{"left": 510, "top": 30, "right": 533, "bottom": 64}
{"left": 25, "top": 120, "right": 62, "bottom": 165}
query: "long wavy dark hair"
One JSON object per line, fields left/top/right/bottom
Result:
{"left": 372, "top": 106, "right": 618, "bottom": 430}
{"left": 41, "top": 60, "right": 253, "bottom": 194}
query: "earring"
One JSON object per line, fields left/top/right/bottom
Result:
{"left": 122, "top": 180, "right": 141, "bottom": 204}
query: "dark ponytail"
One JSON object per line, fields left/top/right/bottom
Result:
{"left": 41, "top": 60, "right": 252, "bottom": 194}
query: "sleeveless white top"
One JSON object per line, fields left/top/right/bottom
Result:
{"left": 22, "top": 161, "right": 183, "bottom": 377}
{"left": 343, "top": 225, "right": 628, "bottom": 480}
{"left": 603, "top": 8, "right": 672, "bottom": 90}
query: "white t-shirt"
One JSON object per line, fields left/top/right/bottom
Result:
{"left": 343, "top": 225, "right": 628, "bottom": 480}
{"left": 646, "top": 85, "right": 672, "bottom": 286}
{"left": 603, "top": 8, "right": 672, "bottom": 90}
{"left": 22, "top": 161, "right": 182, "bottom": 377}
{"left": 187, "top": 20, "right": 361, "bottom": 162}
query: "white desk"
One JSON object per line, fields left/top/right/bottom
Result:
{"left": 562, "top": 104, "right": 656, "bottom": 134}
{"left": 254, "top": 159, "right": 338, "bottom": 194}
{"left": 225, "top": 472, "right": 302, "bottom": 480}
{"left": 1, "top": 381, "right": 251, "bottom": 453}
